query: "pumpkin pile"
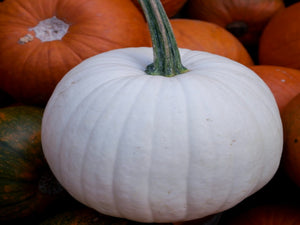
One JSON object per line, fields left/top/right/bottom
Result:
{"left": 0, "top": 0, "right": 300, "bottom": 225}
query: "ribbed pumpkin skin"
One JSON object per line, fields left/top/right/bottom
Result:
{"left": 0, "top": 106, "right": 62, "bottom": 221}
{"left": 224, "top": 205, "right": 300, "bottom": 225}
{"left": 132, "top": 0, "right": 188, "bottom": 18}
{"left": 169, "top": 19, "right": 254, "bottom": 66}
{"left": 0, "top": 0, "right": 148, "bottom": 106}
{"left": 249, "top": 65, "right": 300, "bottom": 114}
{"left": 282, "top": 94, "right": 300, "bottom": 187}
{"left": 42, "top": 47, "right": 283, "bottom": 223}
{"left": 259, "top": 2, "right": 300, "bottom": 69}
{"left": 185, "top": 0, "right": 284, "bottom": 46}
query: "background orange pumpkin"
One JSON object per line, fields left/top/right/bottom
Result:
{"left": 281, "top": 93, "right": 300, "bottom": 187}
{"left": 132, "top": 0, "right": 188, "bottom": 18}
{"left": 185, "top": 0, "right": 285, "bottom": 46}
{"left": 249, "top": 65, "right": 300, "bottom": 114}
{"left": 0, "top": 0, "right": 148, "bottom": 106}
{"left": 223, "top": 205, "right": 300, "bottom": 225}
{"left": 259, "top": 2, "right": 300, "bottom": 69}
{"left": 168, "top": 19, "right": 254, "bottom": 66}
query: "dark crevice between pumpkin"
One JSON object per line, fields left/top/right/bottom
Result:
{"left": 226, "top": 21, "right": 248, "bottom": 38}
{"left": 38, "top": 170, "right": 64, "bottom": 196}
{"left": 138, "top": 0, "right": 188, "bottom": 77}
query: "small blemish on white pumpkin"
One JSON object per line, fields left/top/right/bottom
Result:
{"left": 29, "top": 16, "right": 69, "bottom": 42}
{"left": 206, "top": 118, "right": 213, "bottom": 122}
{"left": 230, "top": 140, "right": 236, "bottom": 146}
{"left": 18, "top": 34, "right": 34, "bottom": 44}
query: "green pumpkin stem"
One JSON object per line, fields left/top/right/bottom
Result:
{"left": 138, "top": 0, "right": 188, "bottom": 76}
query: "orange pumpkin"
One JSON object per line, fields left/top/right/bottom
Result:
{"left": 168, "top": 19, "right": 254, "bottom": 66}
{"left": 132, "top": 0, "right": 188, "bottom": 18}
{"left": 282, "top": 93, "right": 300, "bottom": 187}
{"left": 224, "top": 205, "right": 300, "bottom": 225}
{"left": 249, "top": 65, "right": 300, "bottom": 114}
{"left": 259, "top": 2, "right": 300, "bottom": 69}
{"left": 0, "top": 0, "right": 148, "bottom": 106}
{"left": 185, "top": 0, "right": 284, "bottom": 46}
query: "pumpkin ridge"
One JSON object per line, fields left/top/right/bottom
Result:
{"left": 110, "top": 76, "right": 152, "bottom": 218}
{"left": 70, "top": 30, "right": 128, "bottom": 48}
{"left": 190, "top": 70, "right": 268, "bottom": 201}
{"left": 62, "top": 34, "right": 101, "bottom": 61}
{"left": 57, "top": 75, "right": 142, "bottom": 207}
{"left": 148, "top": 75, "right": 172, "bottom": 221}
{"left": 15, "top": 42, "right": 42, "bottom": 98}
{"left": 46, "top": 41, "right": 82, "bottom": 82}
{"left": 145, "top": 76, "right": 165, "bottom": 222}
{"left": 174, "top": 77, "right": 190, "bottom": 220}
{"left": 71, "top": 77, "right": 132, "bottom": 205}
{"left": 9, "top": 0, "right": 40, "bottom": 24}
{"left": 190, "top": 75, "right": 232, "bottom": 213}
{"left": 47, "top": 74, "right": 135, "bottom": 173}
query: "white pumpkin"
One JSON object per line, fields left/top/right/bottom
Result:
{"left": 41, "top": 0, "right": 283, "bottom": 223}
{"left": 42, "top": 47, "right": 283, "bottom": 223}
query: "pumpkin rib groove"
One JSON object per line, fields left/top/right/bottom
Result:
{"left": 70, "top": 75, "right": 143, "bottom": 217}
{"left": 215, "top": 72, "right": 269, "bottom": 185}
{"left": 146, "top": 76, "right": 164, "bottom": 222}
{"left": 63, "top": 77, "right": 127, "bottom": 202}
{"left": 62, "top": 35, "right": 100, "bottom": 61}
{"left": 175, "top": 77, "right": 191, "bottom": 220}
{"left": 136, "top": 76, "right": 160, "bottom": 222}
{"left": 193, "top": 69, "right": 268, "bottom": 207}
{"left": 10, "top": 0, "right": 40, "bottom": 24}
{"left": 53, "top": 40, "right": 81, "bottom": 60}
{"left": 16, "top": 43, "right": 46, "bottom": 99}
{"left": 65, "top": 31, "right": 126, "bottom": 53}
{"left": 0, "top": 14, "right": 35, "bottom": 28}
{"left": 192, "top": 75, "right": 237, "bottom": 212}
{"left": 178, "top": 75, "right": 204, "bottom": 219}
{"left": 47, "top": 42, "right": 81, "bottom": 84}
{"left": 176, "top": 72, "right": 231, "bottom": 216}
{"left": 56, "top": 76, "right": 138, "bottom": 194}
{"left": 45, "top": 43, "right": 54, "bottom": 91}
{"left": 51, "top": 73, "right": 134, "bottom": 170}
{"left": 226, "top": 89, "right": 271, "bottom": 198}
{"left": 148, "top": 76, "right": 167, "bottom": 222}
{"left": 111, "top": 76, "right": 152, "bottom": 219}
{"left": 18, "top": 44, "right": 52, "bottom": 101}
